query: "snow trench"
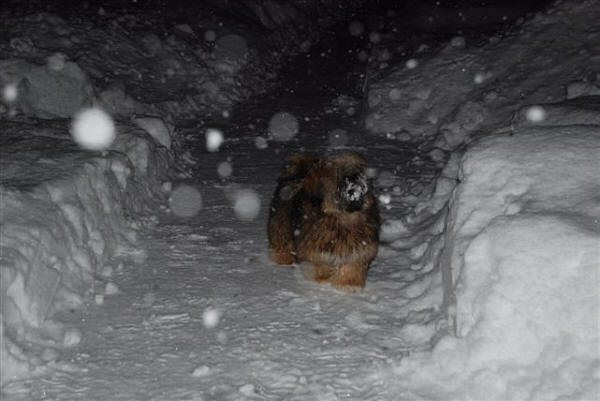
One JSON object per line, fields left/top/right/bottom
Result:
{"left": 1, "top": 121, "right": 171, "bottom": 384}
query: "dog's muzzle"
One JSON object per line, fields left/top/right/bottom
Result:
{"left": 338, "top": 173, "right": 368, "bottom": 212}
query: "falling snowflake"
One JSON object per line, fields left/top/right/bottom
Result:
{"left": 369, "top": 32, "right": 381, "bottom": 44}
{"left": 202, "top": 308, "right": 221, "bottom": 328}
{"left": 204, "top": 30, "right": 216, "bottom": 42}
{"left": 169, "top": 185, "right": 203, "bottom": 218}
{"left": 348, "top": 20, "right": 365, "bottom": 37}
{"left": 217, "top": 161, "right": 233, "bottom": 178}
{"left": 525, "top": 105, "right": 546, "bottom": 123}
{"left": 71, "top": 108, "right": 116, "bottom": 151}
{"left": 2, "top": 83, "right": 18, "bottom": 103}
{"left": 233, "top": 189, "right": 261, "bottom": 221}
{"left": 206, "top": 128, "right": 224, "bottom": 152}
{"left": 406, "top": 59, "right": 419, "bottom": 69}
{"left": 268, "top": 112, "right": 299, "bottom": 142}
{"left": 378, "top": 193, "right": 392, "bottom": 205}
{"left": 254, "top": 136, "right": 268, "bottom": 149}
{"left": 328, "top": 128, "right": 348, "bottom": 148}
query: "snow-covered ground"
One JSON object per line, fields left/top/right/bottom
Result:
{"left": 1, "top": 0, "right": 599, "bottom": 400}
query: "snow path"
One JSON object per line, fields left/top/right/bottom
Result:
{"left": 13, "top": 141, "right": 429, "bottom": 401}
{"left": 7, "top": 31, "right": 439, "bottom": 401}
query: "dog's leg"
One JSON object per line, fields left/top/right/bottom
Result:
{"left": 268, "top": 205, "right": 296, "bottom": 265}
{"left": 330, "top": 263, "right": 367, "bottom": 292}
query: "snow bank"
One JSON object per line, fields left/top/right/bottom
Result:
{"left": 0, "top": 58, "right": 94, "bottom": 119}
{"left": 365, "top": 1, "right": 600, "bottom": 397}
{"left": 365, "top": 0, "right": 600, "bottom": 150}
{"left": 378, "top": 104, "right": 600, "bottom": 399}
{"left": 0, "top": 121, "right": 171, "bottom": 385}
{"left": 0, "top": 2, "right": 367, "bottom": 121}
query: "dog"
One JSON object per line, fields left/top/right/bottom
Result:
{"left": 268, "top": 152, "right": 380, "bottom": 292}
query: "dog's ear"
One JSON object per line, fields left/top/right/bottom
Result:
{"left": 283, "top": 153, "right": 318, "bottom": 178}
{"left": 278, "top": 181, "right": 303, "bottom": 201}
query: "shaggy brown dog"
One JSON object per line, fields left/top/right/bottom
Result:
{"left": 268, "top": 152, "right": 380, "bottom": 291}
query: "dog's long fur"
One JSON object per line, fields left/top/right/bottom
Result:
{"left": 268, "top": 152, "right": 380, "bottom": 291}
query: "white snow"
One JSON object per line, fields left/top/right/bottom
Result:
{"left": 1, "top": 119, "right": 170, "bottom": 385}
{"left": 104, "top": 282, "right": 119, "bottom": 295}
{"left": 2, "top": 0, "right": 600, "bottom": 399}
{"left": 191, "top": 365, "right": 211, "bottom": 377}
{"left": 94, "top": 294, "right": 104, "bottom": 305}
{"left": 366, "top": 0, "right": 600, "bottom": 149}
{"left": 378, "top": 121, "right": 600, "bottom": 400}
{"left": 364, "top": 1, "right": 600, "bottom": 399}
{"left": 62, "top": 328, "right": 82, "bottom": 347}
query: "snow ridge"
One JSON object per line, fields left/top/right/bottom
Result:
{"left": 1, "top": 123, "right": 171, "bottom": 385}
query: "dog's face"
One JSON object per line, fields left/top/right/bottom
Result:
{"left": 303, "top": 153, "right": 372, "bottom": 214}
{"left": 337, "top": 171, "right": 369, "bottom": 212}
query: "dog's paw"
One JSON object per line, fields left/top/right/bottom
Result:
{"left": 332, "top": 283, "right": 364, "bottom": 293}
{"left": 270, "top": 251, "right": 296, "bottom": 265}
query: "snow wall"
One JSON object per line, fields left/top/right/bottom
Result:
{"left": 405, "top": 117, "right": 600, "bottom": 400}
{"left": 367, "top": 0, "right": 600, "bottom": 398}
{"left": 1, "top": 120, "right": 172, "bottom": 385}
{"left": 365, "top": 0, "right": 600, "bottom": 151}
{"left": 0, "top": 0, "right": 365, "bottom": 121}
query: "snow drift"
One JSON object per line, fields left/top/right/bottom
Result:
{"left": 1, "top": 120, "right": 171, "bottom": 385}
{"left": 366, "top": 0, "right": 600, "bottom": 398}
{"left": 377, "top": 106, "right": 600, "bottom": 400}
{"left": 365, "top": 0, "right": 600, "bottom": 151}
